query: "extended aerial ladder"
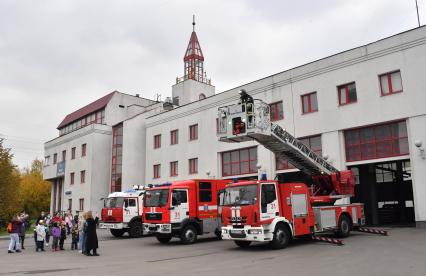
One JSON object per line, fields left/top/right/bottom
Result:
{"left": 217, "top": 90, "right": 355, "bottom": 204}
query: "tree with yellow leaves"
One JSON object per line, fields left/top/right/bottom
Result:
{"left": 19, "top": 159, "right": 51, "bottom": 219}
{"left": 0, "top": 138, "right": 21, "bottom": 228}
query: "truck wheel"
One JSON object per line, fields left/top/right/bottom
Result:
{"left": 180, "top": 225, "right": 197, "bottom": 244}
{"left": 110, "top": 229, "right": 125, "bottom": 237}
{"left": 336, "top": 215, "right": 351, "bottom": 238}
{"left": 156, "top": 235, "right": 172, "bottom": 244}
{"left": 129, "top": 220, "right": 143, "bottom": 238}
{"left": 234, "top": 240, "right": 251, "bottom": 248}
{"left": 270, "top": 224, "right": 290, "bottom": 249}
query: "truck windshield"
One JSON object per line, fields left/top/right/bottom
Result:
{"left": 105, "top": 197, "right": 124, "bottom": 208}
{"left": 144, "top": 189, "right": 170, "bottom": 207}
{"left": 223, "top": 185, "right": 258, "bottom": 206}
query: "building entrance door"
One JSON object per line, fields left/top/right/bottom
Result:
{"left": 350, "top": 159, "right": 414, "bottom": 225}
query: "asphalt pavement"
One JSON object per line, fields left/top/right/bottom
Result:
{"left": 0, "top": 227, "right": 425, "bottom": 276}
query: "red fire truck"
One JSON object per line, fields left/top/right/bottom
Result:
{"left": 100, "top": 185, "right": 145, "bottom": 238}
{"left": 217, "top": 91, "right": 365, "bottom": 249}
{"left": 143, "top": 179, "right": 229, "bottom": 244}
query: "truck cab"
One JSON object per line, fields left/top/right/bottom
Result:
{"left": 143, "top": 179, "right": 228, "bottom": 244}
{"left": 100, "top": 186, "right": 145, "bottom": 238}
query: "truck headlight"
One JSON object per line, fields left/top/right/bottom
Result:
{"left": 248, "top": 229, "right": 262, "bottom": 234}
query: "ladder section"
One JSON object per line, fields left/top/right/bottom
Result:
{"left": 271, "top": 123, "right": 339, "bottom": 175}
{"left": 217, "top": 93, "right": 339, "bottom": 176}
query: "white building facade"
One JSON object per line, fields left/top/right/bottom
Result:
{"left": 45, "top": 25, "right": 426, "bottom": 227}
{"left": 43, "top": 91, "right": 160, "bottom": 215}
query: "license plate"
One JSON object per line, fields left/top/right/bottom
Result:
{"left": 100, "top": 223, "right": 116, "bottom": 229}
{"left": 231, "top": 229, "right": 244, "bottom": 234}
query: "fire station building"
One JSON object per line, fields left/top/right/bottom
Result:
{"left": 44, "top": 25, "right": 426, "bottom": 228}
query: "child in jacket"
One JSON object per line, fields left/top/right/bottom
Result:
{"left": 35, "top": 220, "right": 46, "bottom": 252}
{"left": 51, "top": 222, "right": 61, "bottom": 252}
{"left": 59, "top": 222, "right": 67, "bottom": 250}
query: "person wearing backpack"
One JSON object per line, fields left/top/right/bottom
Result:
{"left": 8, "top": 215, "right": 23, "bottom": 254}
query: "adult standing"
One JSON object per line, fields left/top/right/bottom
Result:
{"left": 78, "top": 212, "right": 86, "bottom": 254}
{"left": 8, "top": 215, "right": 23, "bottom": 253}
{"left": 19, "top": 212, "right": 29, "bottom": 250}
{"left": 65, "top": 211, "right": 73, "bottom": 235}
{"left": 35, "top": 211, "right": 46, "bottom": 226}
{"left": 84, "top": 211, "right": 99, "bottom": 256}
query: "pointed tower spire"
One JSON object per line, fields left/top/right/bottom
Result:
{"left": 192, "top": 14, "right": 195, "bottom": 32}
{"left": 182, "top": 15, "right": 209, "bottom": 84}
{"left": 173, "top": 16, "right": 214, "bottom": 106}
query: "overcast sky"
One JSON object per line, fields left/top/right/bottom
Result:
{"left": 0, "top": 0, "right": 424, "bottom": 169}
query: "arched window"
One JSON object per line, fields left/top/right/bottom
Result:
{"left": 199, "top": 93, "right": 206, "bottom": 100}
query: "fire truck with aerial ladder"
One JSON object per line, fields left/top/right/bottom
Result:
{"left": 100, "top": 185, "right": 145, "bottom": 238}
{"left": 217, "top": 90, "right": 367, "bottom": 249}
{"left": 143, "top": 179, "right": 229, "bottom": 244}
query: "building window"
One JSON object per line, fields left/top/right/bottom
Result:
{"left": 62, "top": 150, "right": 66, "bottom": 162}
{"left": 269, "top": 101, "right": 284, "bottom": 121}
{"left": 44, "top": 156, "right": 50, "bottom": 165}
{"left": 70, "top": 172, "right": 75, "bottom": 185}
{"left": 79, "top": 198, "right": 84, "bottom": 211}
{"left": 154, "top": 134, "right": 161, "bottom": 149}
{"left": 71, "top": 147, "right": 76, "bottom": 159}
{"left": 80, "top": 170, "right": 86, "bottom": 184}
{"left": 153, "top": 164, "right": 161, "bottom": 179}
{"left": 344, "top": 121, "right": 409, "bottom": 162}
{"left": 53, "top": 153, "right": 57, "bottom": 164}
{"left": 170, "top": 130, "right": 178, "bottom": 145}
{"left": 276, "top": 135, "right": 322, "bottom": 170}
{"left": 222, "top": 147, "right": 257, "bottom": 177}
{"left": 170, "top": 161, "right": 178, "bottom": 177}
{"left": 111, "top": 124, "right": 123, "bottom": 192}
{"left": 68, "top": 199, "right": 72, "bottom": 211}
{"left": 379, "top": 70, "right": 403, "bottom": 96}
{"left": 81, "top": 144, "right": 86, "bottom": 157}
{"left": 189, "top": 124, "right": 198, "bottom": 140}
{"left": 301, "top": 92, "right": 318, "bottom": 114}
{"left": 338, "top": 82, "right": 357, "bottom": 105}
{"left": 59, "top": 109, "right": 106, "bottom": 136}
{"left": 189, "top": 158, "right": 198, "bottom": 174}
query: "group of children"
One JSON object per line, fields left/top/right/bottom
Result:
{"left": 8, "top": 210, "right": 98, "bottom": 256}
{"left": 34, "top": 212, "right": 81, "bottom": 252}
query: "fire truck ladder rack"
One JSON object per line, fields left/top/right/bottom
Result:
{"left": 257, "top": 123, "right": 340, "bottom": 176}
{"left": 217, "top": 95, "right": 353, "bottom": 196}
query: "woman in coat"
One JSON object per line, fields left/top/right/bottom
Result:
{"left": 84, "top": 211, "right": 99, "bottom": 256}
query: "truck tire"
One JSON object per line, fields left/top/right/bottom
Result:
{"left": 156, "top": 235, "right": 172, "bottom": 244}
{"left": 110, "top": 229, "right": 125, "bottom": 237}
{"left": 180, "top": 225, "right": 198, "bottom": 244}
{"left": 129, "top": 220, "right": 143, "bottom": 238}
{"left": 234, "top": 240, "right": 251, "bottom": 248}
{"left": 270, "top": 224, "right": 290, "bottom": 249}
{"left": 336, "top": 215, "right": 351, "bottom": 238}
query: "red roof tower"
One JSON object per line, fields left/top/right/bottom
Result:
{"left": 181, "top": 15, "right": 210, "bottom": 84}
